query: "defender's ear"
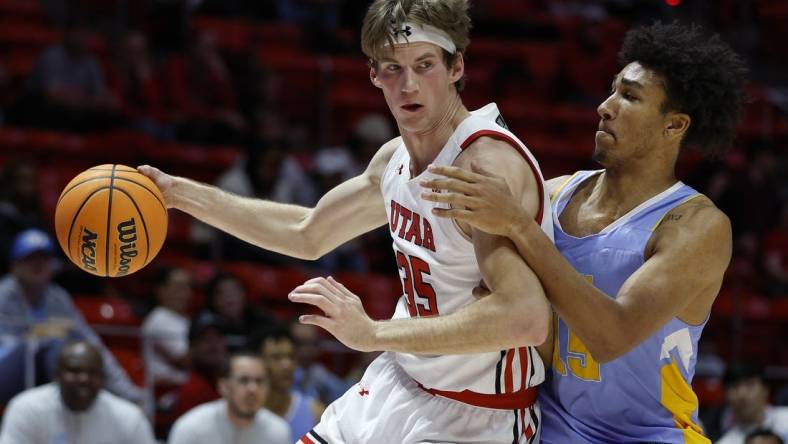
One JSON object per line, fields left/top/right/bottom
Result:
{"left": 370, "top": 67, "right": 383, "bottom": 89}
{"left": 448, "top": 52, "right": 464, "bottom": 85}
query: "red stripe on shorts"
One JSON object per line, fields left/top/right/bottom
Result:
{"left": 504, "top": 348, "right": 515, "bottom": 393}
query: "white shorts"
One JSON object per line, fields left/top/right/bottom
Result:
{"left": 296, "top": 352, "right": 540, "bottom": 444}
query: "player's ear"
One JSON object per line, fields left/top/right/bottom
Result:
{"left": 664, "top": 112, "right": 690, "bottom": 140}
{"left": 370, "top": 67, "right": 383, "bottom": 89}
{"left": 448, "top": 52, "right": 464, "bottom": 84}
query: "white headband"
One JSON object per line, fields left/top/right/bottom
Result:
{"left": 387, "top": 21, "right": 457, "bottom": 54}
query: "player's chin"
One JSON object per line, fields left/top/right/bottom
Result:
{"left": 591, "top": 144, "right": 609, "bottom": 164}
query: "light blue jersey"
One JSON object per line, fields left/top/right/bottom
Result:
{"left": 539, "top": 170, "right": 710, "bottom": 444}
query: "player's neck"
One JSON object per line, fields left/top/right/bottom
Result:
{"left": 598, "top": 152, "right": 677, "bottom": 208}
{"left": 265, "top": 388, "right": 291, "bottom": 416}
{"left": 401, "top": 95, "right": 469, "bottom": 177}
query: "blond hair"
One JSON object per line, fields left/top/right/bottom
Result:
{"left": 361, "top": 0, "right": 471, "bottom": 91}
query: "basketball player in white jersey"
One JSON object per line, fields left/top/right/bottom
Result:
{"left": 140, "top": 1, "right": 552, "bottom": 442}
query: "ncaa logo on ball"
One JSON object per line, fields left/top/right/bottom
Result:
{"left": 80, "top": 227, "right": 99, "bottom": 273}
{"left": 116, "top": 218, "right": 138, "bottom": 276}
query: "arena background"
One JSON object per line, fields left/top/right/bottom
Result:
{"left": 0, "top": 0, "right": 785, "bottom": 442}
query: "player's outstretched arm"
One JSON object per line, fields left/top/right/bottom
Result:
{"left": 421, "top": 166, "right": 732, "bottom": 362}
{"left": 290, "top": 138, "right": 550, "bottom": 354}
{"left": 138, "top": 139, "right": 399, "bottom": 260}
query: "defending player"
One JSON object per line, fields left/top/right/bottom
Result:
{"left": 140, "top": 1, "right": 553, "bottom": 442}
{"left": 420, "top": 22, "right": 747, "bottom": 443}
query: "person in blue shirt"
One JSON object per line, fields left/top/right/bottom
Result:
{"left": 0, "top": 228, "right": 144, "bottom": 404}
{"left": 420, "top": 21, "right": 747, "bottom": 443}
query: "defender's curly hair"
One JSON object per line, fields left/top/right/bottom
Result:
{"left": 618, "top": 21, "right": 747, "bottom": 156}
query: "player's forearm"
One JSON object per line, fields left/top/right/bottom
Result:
{"left": 509, "top": 218, "right": 629, "bottom": 362}
{"left": 373, "top": 289, "right": 549, "bottom": 355}
{"left": 169, "top": 176, "right": 318, "bottom": 259}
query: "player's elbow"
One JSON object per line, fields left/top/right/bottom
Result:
{"left": 293, "top": 213, "right": 323, "bottom": 261}
{"left": 510, "top": 298, "right": 550, "bottom": 346}
{"left": 587, "top": 335, "right": 633, "bottom": 363}
{"left": 516, "top": 314, "right": 549, "bottom": 346}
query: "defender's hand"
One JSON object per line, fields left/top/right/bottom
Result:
{"left": 289, "top": 277, "right": 378, "bottom": 353}
{"left": 419, "top": 162, "right": 530, "bottom": 237}
{"left": 137, "top": 165, "right": 177, "bottom": 208}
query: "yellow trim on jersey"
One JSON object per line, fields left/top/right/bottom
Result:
{"left": 650, "top": 194, "right": 703, "bottom": 232}
{"left": 550, "top": 172, "right": 581, "bottom": 203}
{"left": 659, "top": 359, "right": 710, "bottom": 444}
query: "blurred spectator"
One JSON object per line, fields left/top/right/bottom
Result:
{"left": 193, "top": 121, "right": 317, "bottom": 262}
{"left": 745, "top": 429, "right": 786, "bottom": 444}
{"left": 561, "top": 19, "right": 618, "bottom": 105}
{"left": 0, "top": 160, "right": 46, "bottom": 275}
{"left": 276, "top": 0, "right": 345, "bottom": 52}
{"left": 345, "top": 112, "right": 395, "bottom": 166}
{"left": 257, "top": 325, "right": 324, "bottom": 440}
{"left": 167, "top": 351, "right": 290, "bottom": 444}
{"left": 170, "top": 312, "right": 228, "bottom": 418}
{"left": 202, "top": 272, "right": 277, "bottom": 350}
{"left": 18, "top": 21, "right": 122, "bottom": 131}
{"left": 312, "top": 113, "right": 395, "bottom": 272}
{"left": 217, "top": 112, "right": 316, "bottom": 207}
{"left": 141, "top": 267, "right": 193, "bottom": 386}
{"left": 290, "top": 322, "right": 350, "bottom": 404}
{"left": 0, "top": 229, "right": 144, "bottom": 404}
{"left": 108, "top": 30, "right": 173, "bottom": 140}
{"left": 0, "top": 341, "right": 155, "bottom": 444}
{"left": 717, "top": 364, "right": 788, "bottom": 444}
{"left": 312, "top": 148, "right": 367, "bottom": 272}
{"left": 164, "top": 29, "right": 247, "bottom": 144}
{"left": 762, "top": 203, "right": 788, "bottom": 296}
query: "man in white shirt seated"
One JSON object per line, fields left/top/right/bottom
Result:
{"left": 718, "top": 364, "right": 788, "bottom": 444}
{"left": 168, "top": 351, "right": 291, "bottom": 444}
{"left": 745, "top": 429, "right": 785, "bottom": 444}
{"left": 0, "top": 341, "right": 155, "bottom": 444}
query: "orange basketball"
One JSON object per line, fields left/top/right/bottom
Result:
{"left": 54, "top": 164, "right": 168, "bottom": 277}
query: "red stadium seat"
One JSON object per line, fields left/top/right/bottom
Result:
{"left": 192, "top": 16, "right": 259, "bottom": 53}
{"left": 109, "top": 346, "right": 145, "bottom": 387}
{"left": 0, "top": 22, "right": 60, "bottom": 48}
{"left": 220, "top": 262, "right": 311, "bottom": 303}
{"left": 258, "top": 23, "right": 303, "bottom": 49}
{"left": 0, "top": 0, "right": 48, "bottom": 23}
{"left": 73, "top": 295, "right": 141, "bottom": 326}
{"left": 692, "top": 376, "right": 725, "bottom": 407}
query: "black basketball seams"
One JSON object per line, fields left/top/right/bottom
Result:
{"left": 65, "top": 187, "right": 109, "bottom": 266}
{"left": 113, "top": 188, "right": 152, "bottom": 266}
{"left": 104, "top": 165, "right": 116, "bottom": 277}
{"left": 58, "top": 176, "right": 166, "bottom": 217}
{"left": 88, "top": 165, "right": 136, "bottom": 172}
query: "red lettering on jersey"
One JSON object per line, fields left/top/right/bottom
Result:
{"left": 389, "top": 200, "right": 436, "bottom": 252}
{"left": 404, "top": 213, "right": 423, "bottom": 246}
{"left": 422, "top": 218, "right": 435, "bottom": 252}
{"left": 398, "top": 206, "right": 412, "bottom": 238}
{"left": 389, "top": 200, "right": 399, "bottom": 232}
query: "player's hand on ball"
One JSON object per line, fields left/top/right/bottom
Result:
{"left": 420, "top": 161, "right": 527, "bottom": 237}
{"left": 289, "top": 277, "right": 378, "bottom": 353}
{"left": 137, "top": 165, "right": 176, "bottom": 208}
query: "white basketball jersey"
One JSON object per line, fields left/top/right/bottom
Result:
{"left": 379, "top": 103, "right": 554, "bottom": 410}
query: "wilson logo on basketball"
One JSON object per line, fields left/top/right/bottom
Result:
{"left": 80, "top": 228, "right": 98, "bottom": 272}
{"left": 116, "top": 218, "right": 138, "bottom": 276}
